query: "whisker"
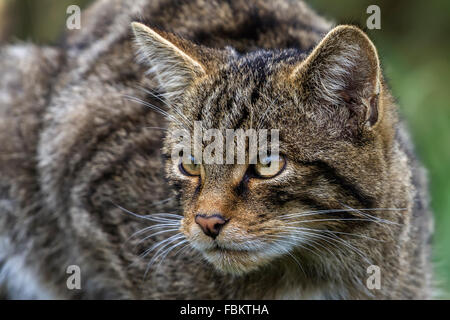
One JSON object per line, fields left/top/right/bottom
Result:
{"left": 266, "top": 228, "right": 372, "bottom": 265}
{"left": 279, "top": 208, "right": 404, "bottom": 225}
{"left": 271, "top": 226, "right": 382, "bottom": 242}
{"left": 299, "top": 231, "right": 372, "bottom": 265}
{"left": 126, "top": 223, "right": 180, "bottom": 243}
{"left": 149, "top": 213, "right": 183, "bottom": 219}
{"left": 172, "top": 242, "right": 192, "bottom": 258}
{"left": 270, "top": 242, "right": 305, "bottom": 274}
{"left": 124, "top": 95, "right": 189, "bottom": 130}
{"left": 285, "top": 217, "right": 389, "bottom": 224}
{"left": 146, "top": 197, "right": 176, "bottom": 207}
{"left": 267, "top": 235, "right": 324, "bottom": 260}
{"left": 143, "top": 126, "right": 170, "bottom": 131}
{"left": 267, "top": 231, "right": 344, "bottom": 261}
{"left": 138, "top": 87, "right": 169, "bottom": 106}
{"left": 154, "top": 239, "right": 188, "bottom": 270}
{"left": 140, "top": 215, "right": 182, "bottom": 221}
{"left": 143, "top": 234, "right": 185, "bottom": 278}
{"left": 340, "top": 204, "right": 401, "bottom": 226}
{"left": 137, "top": 228, "right": 180, "bottom": 245}
{"left": 140, "top": 233, "right": 184, "bottom": 259}
{"left": 112, "top": 202, "right": 182, "bottom": 224}
{"left": 137, "top": 87, "right": 192, "bottom": 128}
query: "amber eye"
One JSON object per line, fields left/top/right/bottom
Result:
{"left": 179, "top": 155, "right": 201, "bottom": 176}
{"left": 254, "top": 155, "right": 286, "bottom": 178}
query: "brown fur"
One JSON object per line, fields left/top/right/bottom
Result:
{"left": 0, "top": 0, "right": 432, "bottom": 299}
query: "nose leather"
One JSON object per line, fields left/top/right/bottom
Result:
{"left": 195, "top": 214, "right": 228, "bottom": 239}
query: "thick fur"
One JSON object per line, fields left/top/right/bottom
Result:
{"left": 0, "top": 0, "right": 432, "bottom": 299}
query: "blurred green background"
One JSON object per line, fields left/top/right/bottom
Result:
{"left": 1, "top": 0, "right": 449, "bottom": 297}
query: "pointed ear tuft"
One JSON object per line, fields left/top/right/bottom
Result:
{"left": 131, "top": 22, "right": 207, "bottom": 100}
{"left": 291, "top": 25, "right": 382, "bottom": 128}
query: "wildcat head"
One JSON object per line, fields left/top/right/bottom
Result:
{"left": 132, "top": 22, "right": 397, "bottom": 275}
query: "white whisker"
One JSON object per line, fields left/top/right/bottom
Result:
{"left": 137, "top": 228, "right": 180, "bottom": 245}
{"left": 124, "top": 95, "right": 189, "bottom": 130}
{"left": 272, "top": 226, "right": 382, "bottom": 242}
{"left": 137, "top": 86, "right": 192, "bottom": 128}
{"left": 279, "top": 208, "right": 404, "bottom": 225}
{"left": 143, "top": 234, "right": 185, "bottom": 278}
{"left": 126, "top": 223, "right": 180, "bottom": 242}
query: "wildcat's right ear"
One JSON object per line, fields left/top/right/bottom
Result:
{"left": 131, "top": 22, "right": 217, "bottom": 100}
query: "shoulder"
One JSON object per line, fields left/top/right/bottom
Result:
{"left": 63, "top": 0, "right": 332, "bottom": 54}
{"left": 0, "top": 43, "right": 63, "bottom": 202}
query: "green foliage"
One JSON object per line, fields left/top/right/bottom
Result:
{"left": 2, "top": 0, "right": 92, "bottom": 44}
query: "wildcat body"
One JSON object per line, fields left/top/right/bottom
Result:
{"left": 0, "top": 0, "right": 433, "bottom": 299}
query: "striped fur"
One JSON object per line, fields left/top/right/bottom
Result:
{"left": 0, "top": 0, "right": 432, "bottom": 299}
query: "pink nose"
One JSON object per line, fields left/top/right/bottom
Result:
{"left": 195, "top": 214, "right": 228, "bottom": 239}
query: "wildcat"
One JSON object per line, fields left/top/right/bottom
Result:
{"left": 0, "top": 0, "right": 433, "bottom": 299}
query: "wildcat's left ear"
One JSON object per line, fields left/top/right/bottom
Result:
{"left": 131, "top": 22, "right": 218, "bottom": 100}
{"left": 290, "top": 25, "right": 381, "bottom": 128}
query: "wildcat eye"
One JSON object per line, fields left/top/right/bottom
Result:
{"left": 254, "top": 155, "right": 286, "bottom": 178}
{"left": 179, "top": 155, "right": 201, "bottom": 176}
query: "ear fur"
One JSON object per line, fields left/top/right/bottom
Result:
{"left": 131, "top": 22, "right": 209, "bottom": 100}
{"left": 291, "top": 25, "right": 382, "bottom": 128}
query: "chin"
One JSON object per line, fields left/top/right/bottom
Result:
{"left": 184, "top": 222, "right": 291, "bottom": 275}
{"left": 201, "top": 247, "right": 275, "bottom": 275}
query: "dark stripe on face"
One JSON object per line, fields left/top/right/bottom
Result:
{"left": 266, "top": 189, "right": 372, "bottom": 235}
{"left": 196, "top": 76, "right": 225, "bottom": 123}
{"left": 271, "top": 192, "right": 329, "bottom": 211}
{"left": 307, "top": 160, "right": 376, "bottom": 209}
{"left": 267, "top": 184, "right": 365, "bottom": 220}
{"left": 250, "top": 86, "right": 260, "bottom": 105}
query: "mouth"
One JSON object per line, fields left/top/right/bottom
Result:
{"left": 196, "top": 240, "right": 278, "bottom": 275}
{"left": 205, "top": 242, "right": 252, "bottom": 254}
{"left": 184, "top": 224, "right": 283, "bottom": 274}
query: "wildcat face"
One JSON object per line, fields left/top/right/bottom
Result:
{"left": 132, "top": 23, "right": 397, "bottom": 275}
